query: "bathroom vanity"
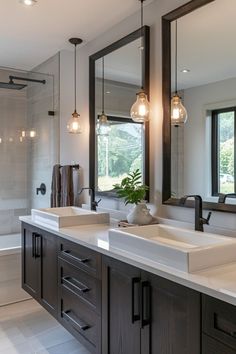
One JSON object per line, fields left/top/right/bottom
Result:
{"left": 21, "top": 218, "right": 236, "bottom": 354}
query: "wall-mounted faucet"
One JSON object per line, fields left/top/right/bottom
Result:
{"left": 36, "top": 183, "right": 46, "bottom": 196}
{"left": 180, "top": 195, "right": 212, "bottom": 232}
{"left": 78, "top": 187, "right": 101, "bottom": 211}
{"left": 218, "top": 193, "right": 236, "bottom": 203}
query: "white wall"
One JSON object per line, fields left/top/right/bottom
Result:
{"left": 57, "top": 0, "right": 236, "bottom": 233}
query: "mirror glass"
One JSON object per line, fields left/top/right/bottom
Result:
{"left": 170, "top": 0, "right": 236, "bottom": 204}
{"left": 90, "top": 29, "right": 149, "bottom": 196}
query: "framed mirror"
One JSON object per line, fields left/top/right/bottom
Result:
{"left": 89, "top": 26, "right": 150, "bottom": 199}
{"left": 162, "top": 0, "right": 236, "bottom": 213}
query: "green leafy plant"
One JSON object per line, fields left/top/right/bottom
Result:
{"left": 113, "top": 169, "right": 149, "bottom": 205}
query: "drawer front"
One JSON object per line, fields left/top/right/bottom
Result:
{"left": 59, "top": 258, "right": 101, "bottom": 314}
{"left": 60, "top": 287, "right": 101, "bottom": 354}
{"left": 202, "top": 295, "right": 236, "bottom": 350}
{"left": 59, "top": 238, "right": 101, "bottom": 278}
{"left": 202, "top": 334, "right": 236, "bottom": 354}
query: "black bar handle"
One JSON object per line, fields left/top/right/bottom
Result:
{"left": 62, "top": 276, "right": 90, "bottom": 294}
{"left": 32, "top": 233, "right": 36, "bottom": 258}
{"left": 34, "top": 234, "right": 42, "bottom": 258}
{"left": 62, "top": 250, "right": 89, "bottom": 264}
{"left": 62, "top": 310, "right": 90, "bottom": 331}
{"left": 132, "top": 277, "right": 141, "bottom": 323}
{"left": 141, "top": 281, "right": 151, "bottom": 328}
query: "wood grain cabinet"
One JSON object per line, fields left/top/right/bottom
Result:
{"left": 102, "top": 255, "right": 201, "bottom": 354}
{"left": 21, "top": 222, "right": 58, "bottom": 318}
{"left": 58, "top": 238, "right": 102, "bottom": 354}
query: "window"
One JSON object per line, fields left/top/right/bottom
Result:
{"left": 96, "top": 116, "right": 144, "bottom": 192}
{"left": 212, "top": 107, "right": 236, "bottom": 195}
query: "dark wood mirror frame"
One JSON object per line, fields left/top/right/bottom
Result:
{"left": 162, "top": 0, "right": 236, "bottom": 213}
{"left": 89, "top": 26, "right": 150, "bottom": 200}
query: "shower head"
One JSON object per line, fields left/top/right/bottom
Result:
{"left": 0, "top": 78, "right": 27, "bottom": 90}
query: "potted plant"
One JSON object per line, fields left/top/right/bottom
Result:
{"left": 113, "top": 169, "right": 153, "bottom": 225}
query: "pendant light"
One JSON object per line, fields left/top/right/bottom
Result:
{"left": 130, "top": 0, "right": 150, "bottom": 123}
{"left": 96, "top": 57, "right": 110, "bottom": 136}
{"left": 171, "top": 21, "right": 188, "bottom": 127}
{"left": 67, "top": 38, "right": 83, "bottom": 134}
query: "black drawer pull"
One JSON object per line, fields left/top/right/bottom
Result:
{"left": 141, "top": 281, "right": 151, "bottom": 328}
{"left": 32, "top": 233, "right": 41, "bottom": 258}
{"left": 62, "top": 250, "right": 89, "bottom": 264}
{"left": 62, "top": 276, "right": 90, "bottom": 293}
{"left": 62, "top": 310, "right": 90, "bottom": 331}
{"left": 132, "top": 277, "right": 141, "bottom": 323}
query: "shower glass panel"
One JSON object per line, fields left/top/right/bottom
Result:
{"left": 0, "top": 67, "right": 59, "bottom": 236}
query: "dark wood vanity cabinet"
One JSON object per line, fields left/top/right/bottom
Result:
{"left": 102, "top": 256, "right": 201, "bottom": 354}
{"left": 58, "top": 238, "right": 102, "bottom": 354}
{"left": 21, "top": 222, "right": 58, "bottom": 318}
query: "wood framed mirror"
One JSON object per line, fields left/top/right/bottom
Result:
{"left": 89, "top": 26, "right": 150, "bottom": 199}
{"left": 162, "top": 0, "right": 236, "bottom": 213}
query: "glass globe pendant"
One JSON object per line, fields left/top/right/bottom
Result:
{"left": 96, "top": 57, "right": 110, "bottom": 136}
{"left": 67, "top": 38, "right": 83, "bottom": 134}
{"left": 130, "top": 0, "right": 150, "bottom": 123}
{"left": 67, "top": 110, "right": 81, "bottom": 134}
{"left": 171, "top": 94, "right": 187, "bottom": 126}
{"left": 171, "top": 20, "right": 188, "bottom": 127}
{"left": 130, "top": 91, "right": 150, "bottom": 123}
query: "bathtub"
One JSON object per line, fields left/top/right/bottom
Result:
{"left": 0, "top": 233, "right": 31, "bottom": 306}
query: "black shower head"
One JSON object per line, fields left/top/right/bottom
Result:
{"left": 0, "top": 78, "right": 27, "bottom": 90}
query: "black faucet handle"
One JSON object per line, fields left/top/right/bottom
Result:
{"left": 93, "top": 198, "right": 102, "bottom": 207}
{"left": 202, "top": 211, "right": 212, "bottom": 225}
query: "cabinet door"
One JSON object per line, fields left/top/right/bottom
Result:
{"left": 102, "top": 256, "right": 141, "bottom": 354}
{"left": 40, "top": 231, "right": 58, "bottom": 317}
{"left": 202, "top": 334, "right": 236, "bottom": 354}
{"left": 21, "top": 224, "right": 40, "bottom": 298}
{"left": 141, "top": 272, "right": 201, "bottom": 354}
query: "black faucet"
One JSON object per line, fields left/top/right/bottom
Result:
{"left": 218, "top": 193, "right": 236, "bottom": 203}
{"left": 180, "top": 195, "right": 212, "bottom": 232}
{"left": 78, "top": 187, "right": 101, "bottom": 211}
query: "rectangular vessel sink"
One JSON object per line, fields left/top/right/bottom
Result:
{"left": 32, "top": 207, "right": 110, "bottom": 230}
{"left": 109, "top": 224, "right": 236, "bottom": 272}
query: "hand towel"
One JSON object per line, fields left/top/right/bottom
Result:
{"left": 60, "top": 165, "right": 74, "bottom": 207}
{"left": 50, "top": 164, "right": 61, "bottom": 207}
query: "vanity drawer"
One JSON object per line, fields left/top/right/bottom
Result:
{"left": 202, "top": 295, "right": 236, "bottom": 350}
{"left": 58, "top": 238, "right": 101, "bottom": 279}
{"left": 60, "top": 287, "right": 101, "bottom": 354}
{"left": 59, "top": 258, "right": 101, "bottom": 314}
{"left": 202, "top": 334, "right": 236, "bottom": 354}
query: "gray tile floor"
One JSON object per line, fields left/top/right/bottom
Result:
{"left": 0, "top": 299, "right": 90, "bottom": 354}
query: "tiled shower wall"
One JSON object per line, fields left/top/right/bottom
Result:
{"left": 0, "top": 69, "right": 28, "bottom": 235}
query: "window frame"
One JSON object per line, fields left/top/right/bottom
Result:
{"left": 96, "top": 115, "right": 144, "bottom": 195}
{"left": 211, "top": 106, "right": 236, "bottom": 196}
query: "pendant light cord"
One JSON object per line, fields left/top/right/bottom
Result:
{"left": 140, "top": 0, "right": 144, "bottom": 90}
{"left": 102, "top": 57, "right": 105, "bottom": 114}
{"left": 175, "top": 20, "right": 178, "bottom": 95}
{"left": 74, "top": 43, "right": 77, "bottom": 112}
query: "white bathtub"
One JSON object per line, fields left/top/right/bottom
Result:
{"left": 0, "top": 233, "right": 31, "bottom": 306}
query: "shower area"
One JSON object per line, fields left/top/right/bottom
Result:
{"left": 0, "top": 66, "right": 59, "bottom": 305}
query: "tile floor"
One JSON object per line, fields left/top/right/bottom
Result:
{"left": 0, "top": 299, "right": 90, "bottom": 354}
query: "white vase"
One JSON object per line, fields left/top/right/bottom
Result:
{"left": 127, "top": 203, "right": 153, "bottom": 225}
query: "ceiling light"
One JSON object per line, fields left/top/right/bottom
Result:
{"left": 20, "top": 0, "right": 37, "bottom": 6}
{"left": 67, "top": 38, "right": 83, "bottom": 134}
{"left": 181, "top": 69, "right": 190, "bottom": 73}
{"left": 171, "top": 20, "right": 188, "bottom": 127}
{"left": 130, "top": 0, "right": 150, "bottom": 123}
{"left": 97, "top": 57, "right": 110, "bottom": 136}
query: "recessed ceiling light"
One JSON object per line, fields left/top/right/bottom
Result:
{"left": 20, "top": 0, "right": 37, "bottom": 6}
{"left": 181, "top": 69, "right": 190, "bottom": 73}
{"left": 106, "top": 91, "right": 111, "bottom": 94}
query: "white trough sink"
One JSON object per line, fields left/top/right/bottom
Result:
{"left": 32, "top": 207, "right": 110, "bottom": 230}
{"left": 109, "top": 224, "right": 236, "bottom": 272}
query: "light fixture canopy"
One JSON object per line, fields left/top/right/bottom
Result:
{"left": 67, "top": 37, "right": 83, "bottom": 134}
{"left": 130, "top": 0, "right": 150, "bottom": 123}
{"left": 96, "top": 57, "right": 110, "bottom": 136}
{"left": 20, "top": 0, "right": 37, "bottom": 6}
{"left": 171, "top": 20, "right": 188, "bottom": 127}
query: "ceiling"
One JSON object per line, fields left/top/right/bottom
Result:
{"left": 171, "top": 0, "right": 236, "bottom": 90}
{"left": 0, "top": 0, "right": 151, "bottom": 70}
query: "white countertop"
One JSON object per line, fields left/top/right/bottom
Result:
{"left": 20, "top": 216, "right": 236, "bottom": 307}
